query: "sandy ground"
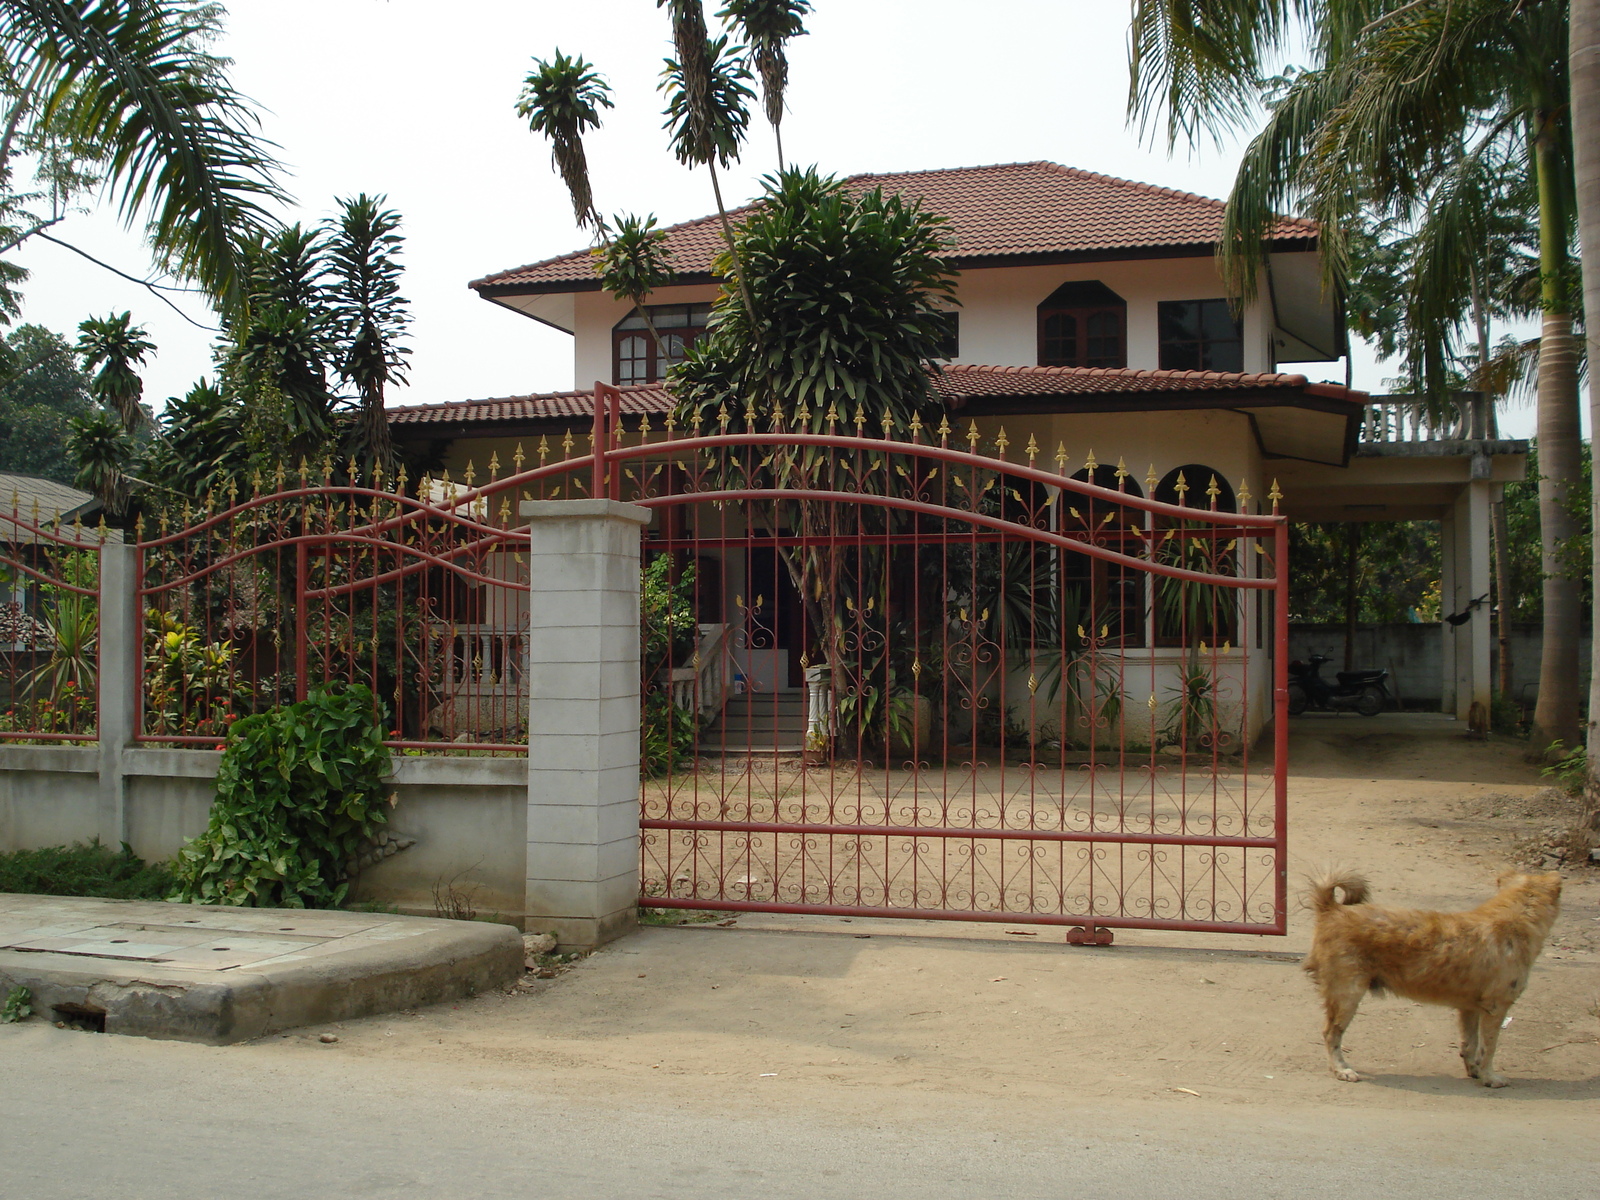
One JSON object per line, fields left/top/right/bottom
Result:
{"left": 4, "top": 712, "right": 1598, "bottom": 1197}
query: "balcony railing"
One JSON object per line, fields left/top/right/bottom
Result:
{"left": 1359, "top": 393, "right": 1491, "bottom": 446}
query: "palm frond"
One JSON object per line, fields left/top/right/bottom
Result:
{"left": 3, "top": 0, "right": 289, "bottom": 311}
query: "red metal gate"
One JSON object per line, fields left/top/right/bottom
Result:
{"left": 586, "top": 389, "right": 1291, "bottom": 938}
{"left": 125, "top": 385, "right": 1289, "bottom": 938}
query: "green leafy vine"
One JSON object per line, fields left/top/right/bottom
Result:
{"left": 173, "top": 683, "right": 393, "bottom": 908}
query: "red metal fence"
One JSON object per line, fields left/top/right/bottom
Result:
{"left": 134, "top": 466, "right": 531, "bottom": 752}
{"left": 0, "top": 495, "right": 103, "bottom": 743}
{"left": 117, "top": 384, "right": 1288, "bottom": 936}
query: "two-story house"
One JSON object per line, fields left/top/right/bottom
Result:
{"left": 390, "top": 161, "right": 1522, "bottom": 731}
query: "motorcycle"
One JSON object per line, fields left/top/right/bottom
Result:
{"left": 1286, "top": 654, "right": 1391, "bottom": 717}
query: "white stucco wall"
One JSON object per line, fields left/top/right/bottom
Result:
{"left": 564, "top": 256, "right": 1273, "bottom": 390}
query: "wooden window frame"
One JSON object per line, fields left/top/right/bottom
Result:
{"left": 1037, "top": 305, "right": 1126, "bottom": 368}
{"left": 611, "top": 304, "right": 712, "bottom": 385}
{"left": 1157, "top": 299, "right": 1244, "bottom": 373}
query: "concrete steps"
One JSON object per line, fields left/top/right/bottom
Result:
{"left": 699, "top": 691, "right": 807, "bottom": 754}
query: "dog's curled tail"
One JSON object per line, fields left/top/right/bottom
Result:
{"left": 1307, "top": 870, "right": 1370, "bottom": 913}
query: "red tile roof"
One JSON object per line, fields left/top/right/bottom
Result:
{"left": 388, "top": 365, "right": 1362, "bottom": 429}
{"left": 934, "top": 363, "right": 1361, "bottom": 402}
{"left": 472, "top": 162, "right": 1319, "bottom": 294}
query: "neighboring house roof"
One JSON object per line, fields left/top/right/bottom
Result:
{"left": 389, "top": 363, "right": 1365, "bottom": 431}
{"left": 472, "top": 161, "right": 1320, "bottom": 296}
{"left": 0, "top": 471, "right": 118, "bottom": 547}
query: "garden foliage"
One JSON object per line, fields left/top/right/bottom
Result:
{"left": 173, "top": 683, "right": 393, "bottom": 908}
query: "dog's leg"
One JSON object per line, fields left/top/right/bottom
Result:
{"left": 1474, "top": 1007, "right": 1512, "bottom": 1088}
{"left": 1322, "top": 982, "right": 1366, "bottom": 1082}
{"left": 1457, "top": 1008, "right": 1483, "bottom": 1078}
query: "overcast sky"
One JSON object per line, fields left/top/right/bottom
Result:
{"left": 8, "top": 0, "right": 1541, "bottom": 436}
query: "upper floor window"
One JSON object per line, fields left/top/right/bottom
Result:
{"left": 1158, "top": 299, "right": 1243, "bottom": 372}
{"left": 613, "top": 303, "right": 712, "bottom": 385}
{"left": 1037, "top": 280, "right": 1125, "bottom": 369}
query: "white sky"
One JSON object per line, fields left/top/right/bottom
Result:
{"left": 7, "top": 0, "right": 1541, "bottom": 437}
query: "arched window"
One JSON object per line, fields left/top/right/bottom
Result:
{"left": 1062, "top": 466, "right": 1145, "bottom": 646}
{"left": 612, "top": 303, "right": 711, "bottom": 384}
{"left": 1154, "top": 464, "right": 1236, "bottom": 513}
{"left": 1038, "top": 281, "right": 1126, "bottom": 369}
{"left": 1153, "top": 464, "right": 1237, "bottom": 646}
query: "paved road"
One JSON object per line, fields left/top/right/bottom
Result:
{"left": 2, "top": 1022, "right": 1594, "bottom": 1200}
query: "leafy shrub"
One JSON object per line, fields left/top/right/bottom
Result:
{"left": 0, "top": 839, "right": 175, "bottom": 899}
{"left": 172, "top": 682, "right": 393, "bottom": 908}
{"left": 642, "top": 689, "right": 698, "bottom": 778}
{"left": 1540, "top": 740, "right": 1588, "bottom": 796}
{"left": 144, "top": 608, "right": 251, "bottom": 737}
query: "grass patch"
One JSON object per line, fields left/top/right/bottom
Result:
{"left": 0, "top": 840, "right": 175, "bottom": 900}
{"left": 638, "top": 907, "right": 726, "bottom": 926}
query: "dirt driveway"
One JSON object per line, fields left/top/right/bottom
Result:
{"left": 278, "top": 715, "right": 1600, "bottom": 1114}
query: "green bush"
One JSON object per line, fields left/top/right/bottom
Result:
{"left": 0, "top": 840, "right": 175, "bottom": 899}
{"left": 172, "top": 682, "right": 393, "bottom": 908}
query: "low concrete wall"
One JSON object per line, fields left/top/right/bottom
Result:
{"left": 0, "top": 745, "right": 529, "bottom": 924}
{"left": 1288, "top": 622, "right": 1588, "bottom": 708}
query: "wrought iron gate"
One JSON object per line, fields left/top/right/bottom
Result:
{"left": 592, "top": 391, "right": 1292, "bottom": 938}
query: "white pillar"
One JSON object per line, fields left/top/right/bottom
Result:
{"left": 1455, "top": 481, "right": 1493, "bottom": 721}
{"left": 1439, "top": 510, "right": 1457, "bottom": 716}
{"left": 96, "top": 541, "right": 138, "bottom": 845}
{"left": 519, "top": 498, "right": 649, "bottom": 950}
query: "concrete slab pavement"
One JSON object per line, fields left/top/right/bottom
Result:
{"left": 0, "top": 894, "right": 522, "bottom": 1042}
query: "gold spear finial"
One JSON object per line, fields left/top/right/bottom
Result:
{"left": 487, "top": 452, "right": 500, "bottom": 481}
{"left": 966, "top": 420, "right": 980, "bottom": 450}
{"left": 513, "top": 442, "right": 526, "bottom": 472}
{"left": 1085, "top": 448, "right": 1098, "bottom": 473}
{"left": 1055, "top": 441, "right": 1068, "bottom": 472}
{"left": 1145, "top": 463, "right": 1158, "bottom": 494}
{"left": 1025, "top": 433, "right": 1038, "bottom": 463}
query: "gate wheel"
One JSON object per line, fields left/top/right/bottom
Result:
{"left": 1067, "top": 926, "right": 1115, "bottom": 946}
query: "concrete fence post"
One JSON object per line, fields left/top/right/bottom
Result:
{"left": 518, "top": 498, "right": 650, "bottom": 950}
{"left": 97, "top": 541, "right": 139, "bottom": 845}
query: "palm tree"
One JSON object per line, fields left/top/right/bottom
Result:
{"left": 0, "top": 0, "right": 287, "bottom": 312}
{"left": 324, "top": 194, "right": 411, "bottom": 475}
{"left": 1129, "top": 0, "right": 1587, "bottom": 752}
{"left": 1572, "top": 0, "right": 1600, "bottom": 813}
{"left": 515, "top": 50, "right": 612, "bottom": 232}
{"left": 661, "top": 29, "right": 756, "bottom": 319}
{"left": 65, "top": 403, "right": 133, "bottom": 514}
{"left": 76, "top": 310, "right": 152, "bottom": 430}
{"left": 718, "top": 0, "right": 811, "bottom": 169}
{"left": 226, "top": 223, "right": 335, "bottom": 464}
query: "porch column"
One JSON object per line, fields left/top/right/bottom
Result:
{"left": 519, "top": 498, "right": 650, "bottom": 951}
{"left": 1439, "top": 510, "right": 1457, "bottom": 715}
{"left": 96, "top": 540, "right": 139, "bottom": 845}
{"left": 1451, "top": 481, "right": 1493, "bottom": 721}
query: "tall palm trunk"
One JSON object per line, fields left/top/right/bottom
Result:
{"left": 706, "top": 159, "right": 758, "bottom": 328}
{"left": 1573, "top": 0, "right": 1600, "bottom": 821}
{"left": 1530, "top": 107, "right": 1584, "bottom": 752}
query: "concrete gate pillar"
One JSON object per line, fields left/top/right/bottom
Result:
{"left": 518, "top": 498, "right": 650, "bottom": 950}
{"left": 1453, "top": 480, "right": 1493, "bottom": 721}
{"left": 96, "top": 541, "right": 139, "bottom": 845}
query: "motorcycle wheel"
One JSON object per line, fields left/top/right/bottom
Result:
{"left": 1287, "top": 684, "right": 1308, "bottom": 716}
{"left": 1354, "top": 686, "right": 1385, "bottom": 717}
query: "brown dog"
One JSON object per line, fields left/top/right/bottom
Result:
{"left": 1302, "top": 870, "right": 1562, "bottom": 1087}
